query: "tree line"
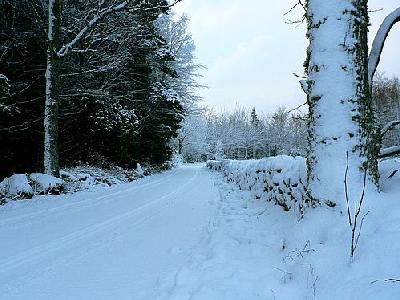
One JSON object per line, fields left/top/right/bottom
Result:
{"left": 175, "top": 107, "right": 308, "bottom": 162}
{"left": 176, "top": 70, "right": 400, "bottom": 165}
{"left": 0, "top": 0, "right": 201, "bottom": 179}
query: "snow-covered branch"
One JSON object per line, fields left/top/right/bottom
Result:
{"left": 381, "top": 120, "right": 400, "bottom": 138}
{"left": 57, "top": 2, "right": 128, "bottom": 57}
{"left": 368, "top": 7, "right": 400, "bottom": 83}
{"left": 379, "top": 146, "right": 400, "bottom": 159}
{"left": 57, "top": 0, "right": 183, "bottom": 58}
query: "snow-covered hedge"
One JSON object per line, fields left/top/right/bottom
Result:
{"left": 207, "top": 156, "right": 311, "bottom": 215}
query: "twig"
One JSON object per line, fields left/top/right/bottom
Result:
{"left": 344, "top": 152, "right": 369, "bottom": 259}
{"left": 371, "top": 278, "right": 400, "bottom": 284}
{"left": 344, "top": 152, "right": 353, "bottom": 227}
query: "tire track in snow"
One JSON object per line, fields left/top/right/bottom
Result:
{"left": 0, "top": 170, "right": 180, "bottom": 228}
{"left": 0, "top": 168, "right": 200, "bottom": 278}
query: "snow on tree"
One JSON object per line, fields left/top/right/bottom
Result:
{"left": 303, "top": 1, "right": 400, "bottom": 203}
{"left": 176, "top": 114, "right": 208, "bottom": 162}
{"left": 156, "top": 13, "right": 204, "bottom": 114}
{"left": 179, "top": 107, "right": 307, "bottom": 162}
{"left": 44, "top": 0, "right": 183, "bottom": 176}
{"left": 0, "top": 74, "right": 12, "bottom": 114}
{"left": 368, "top": 7, "right": 400, "bottom": 84}
{"left": 304, "top": 0, "right": 379, "bottom": 204}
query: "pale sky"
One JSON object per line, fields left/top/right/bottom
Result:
{"left": 174, "top": 0, "right": 400, "bottom": 113}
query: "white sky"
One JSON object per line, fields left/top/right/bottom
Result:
{"left": 174, "top": 0, "right": 400, "bottom": 114}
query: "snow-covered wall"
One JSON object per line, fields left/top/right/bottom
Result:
{"left": 207, "top": 156, "right": 310, "bottom": 217}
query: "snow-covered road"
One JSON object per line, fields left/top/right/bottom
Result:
{"left": 3, "top": 162, "right": 400, "bottom": 300}
{"left": 0, "top": 165, "right": 219, "bottom": 300}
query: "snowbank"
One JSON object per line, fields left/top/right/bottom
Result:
{"left": 29, "top": 173, "right": 63, "bottom": 195}
{"left": 207, "top": 156, "right": 310, "bottom": 216}
{"left": 162, "top": 159, "right": 400, "bottom": 299}
{"left": 0, "top": 174, "right": 33, "bottom": 201}
{"left": 0, "top": 165, "right": 150, "bottom": 204}
{"left": 60, "top": 165, "right": 145, "bottom": 192}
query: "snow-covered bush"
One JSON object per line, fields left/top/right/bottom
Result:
{"left": 170, "top": 154, "right": 184, "bottom": 168}
{"left": 60, "top": 165, "right": 142, "bottom": 192}
{"left": 136, "top": 163, "right": 145, "bottom": 178}
{"left": 0, "top": 164, "right": 157, "bottom": 205}
{"left": 0, "top": 174, "right": 34, "bottom": 200}
{"left": 207, "top": 156, "right": 311, "bottom": 216}
{"left": 0, "top": 173, "right": 62, "bottom": 202}
{"left": 29, "top": 173, "right": 63, "bottom": 195}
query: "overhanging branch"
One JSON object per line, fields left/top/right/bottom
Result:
{"left": 57, "top": 0, "right": 183, "bottom": 58}
{"left": 368, "top": 7, "right": 400, "bottom": 84}
{"left": 379, "top": 146, "right": 400, "bottom": 159}
{"left": 381, "top": 120, "right": 400, "bottom": 138}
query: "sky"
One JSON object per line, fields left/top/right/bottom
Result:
{"left": 174, "top": 0, "right": 400, "bottom": 114}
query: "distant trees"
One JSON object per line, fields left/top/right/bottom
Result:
{"left": 372, "top": 73, "right": 400, "bottom": 156}
{"left": 0, "top": 0, "right": 201, "bottom": 179}
{"left": 175, "top": 107, "right": 307, "bottom": 162}
{"left": 175, "top": 114, "right": 208, "bottom": 162}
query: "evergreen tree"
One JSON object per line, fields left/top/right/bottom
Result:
{"left": 0, "top": 0, "right": 192, "bottom": 179}
{"left": 0, "top": 0, "right": 46, "bottom": 178}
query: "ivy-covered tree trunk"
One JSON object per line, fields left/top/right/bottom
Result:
{"left": 305, "top": 0, "right": 379, "bottom": 204}
{"left": 44, "top": 0, "right": 63, "bottom": 176}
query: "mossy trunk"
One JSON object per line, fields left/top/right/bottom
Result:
{"left": 305, "top": 0, "right": 379, "bottom": 204}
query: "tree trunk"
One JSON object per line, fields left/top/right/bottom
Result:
{"left": 44, "top": 0, "right": 63, "bottom": 176}
{"left": 178, "top": 138, "right": 183, "bottom": 154}
{"left": 305, "top": 0, "right": 379, "bottom": 203}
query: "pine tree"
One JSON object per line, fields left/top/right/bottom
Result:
{"left": 0, "top": 0, "right": 47, "bottom": 178}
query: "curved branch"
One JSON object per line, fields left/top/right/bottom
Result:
{"left": 379, "top": 146, "right": 400, "bottom": 159}
{"left": 368, "top": 7, "right": 400, "bottom": 83}
{"left": 381, "top": 120, "right": 400, "bottom": 138}
{"left": 57, "top": 0, "right": 183, "bottom": 58}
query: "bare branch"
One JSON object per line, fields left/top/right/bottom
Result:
{"left": 381, "top": 120, "right": 400, "bottom": 138}
{"left": 57, "top": 0, "right": 183, "bottom": 58}
{"left": 379, "top": 146, "right": 400, "bottom": 159}
{"left": 344, "top": 152, "right": 352, "bottom": 227}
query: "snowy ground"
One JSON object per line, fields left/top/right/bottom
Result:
{"left": 0, "top": 165, "right": 218, "bottom": 300}
{"left": 1, "top": 162, "right": 400, "bottom": 299}
{"left": 159, "top": 161, "right": 400, "bottom": 300}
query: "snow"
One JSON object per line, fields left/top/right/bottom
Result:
{"left": 0, "top": 165, "right": 218, "bottom": 299}
{"left": 0, "top": 165, "right": 147, "bottom": 203}
{"left": 1, "top": 161, "right": 400, "bottom": 299}
{"left": 380, "top": 145, "right": 400, "bottom": 158}
{"left": 207, "top": 156, "right": 308, "bottom": 216}
{"left": 160, "top": 160, "right": 400, "bottom": 299}
{"left": 0, "top": 174, "right": 33, "bottom": 199}
{"left": 0, "top": 73, "right": 8, "bottom": 81}
{"left": 369, "top": 7, "right": 400, "bottom": 82}
{"left": 306, "top": 0, "right": 367, "bottom": 203}
{"left": 136, "top": 163, "right": 145, "bottom": 177}
{"left": 29, "top": 173, "right": 63, "bottom": 194}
